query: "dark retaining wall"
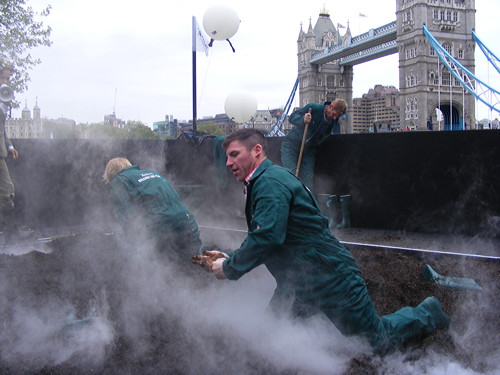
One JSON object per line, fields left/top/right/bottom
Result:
{"left": 7, "top": 130, "right": 499, "bottom": 237}
{"left": 315, "top": 130, "right": 500, "bottom": 236}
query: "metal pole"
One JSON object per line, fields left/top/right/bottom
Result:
{"left": 462, "top": 85, "right": 465, "bottom": 130}
{"left": 450, "top": 69, "right": 452, "bottom": 130}
{"left": 438, "top": 55, "right": 441, "bottom": 131}
{"left": 192, "top": 16, "right": 197, "bottom": 133}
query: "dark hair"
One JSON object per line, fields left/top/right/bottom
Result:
{"left": 222, "top": 128, "right": 268, "bottom": 155}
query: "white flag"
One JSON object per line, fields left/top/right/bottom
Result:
{"left": 192, "top": 16, "right": 209, "bottom": 56}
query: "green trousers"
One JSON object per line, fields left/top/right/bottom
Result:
{"left": 0, "top": 158, "right": 14, "bottom": 206}
{"left": 280, "top": 141, "right": 316, "bottom": 190}
{"left": 292, "top": 242, "right": 449, "bottom": 354}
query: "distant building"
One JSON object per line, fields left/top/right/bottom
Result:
{"left": 182, "top": 108, "right": 286, "bottom": 135}
{"left": 196, "top": 113, "right": 236, "bottom": 134}
{"left": 6, "top": 101, "right": 43, "bottom": 138}
{"left": 352, "top": 85, "right": 400, "bottom": 133}
{"left": 153, "top": 115, "right": 178, "bottom": 138}
{"left": 6, "top": 101, "right": 78, "bottom": 139}
{"left": 104, "top": 112, "right": 126, "bottom": 128}
{"left": 246, "top": 109, "right": 276, "bottom": 132}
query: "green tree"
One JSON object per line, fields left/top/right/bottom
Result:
{"left": 0, "top": 0, "right": 52, "bottom": 94}
{"left": 84, "top": 123, "right": 128, "bottom": 139}
{"left": 41, "top": 120, "right": 82, "bottom": 139}
{"left": 197, "top": 122, "right": 225, "bottom": 136}
{"left": 81, "top": 121, "right": 159, "bottom": 139}
{"left": 125, "top": 120, "right": 159, "bottom": 139}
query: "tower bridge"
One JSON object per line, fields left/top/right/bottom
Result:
{"left": 310, "top": 21, "right": 398, "bottom": 66}
{"left": 293, "top": 0, "right": 483, "bottom": 133}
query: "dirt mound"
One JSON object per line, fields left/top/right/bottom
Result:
{"left": 0, "top": 233, "right": 497, "bottom": 374}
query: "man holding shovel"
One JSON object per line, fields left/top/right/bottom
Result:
{"left": 193, "top": 129, "right": 450, "bottom": 355}
{"left": 281, "top": 99, "right": 347, "bottom": 190}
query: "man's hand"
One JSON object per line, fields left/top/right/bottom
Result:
{"left": 192, "top": 250, "right": 228, "bottom": 273}
{"left": 8, "top": 148, "right": 18, "bottom": 160}
{"left": 304, "top": 111, "right": 312, "bottom": 125}
{"left": 212, "top": 258, "right": 226, "bottom": 279}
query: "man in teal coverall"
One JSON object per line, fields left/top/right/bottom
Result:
{"left": 103, "top": 158, "right": 201, "bottom": 258}
{"left": 193, "top": 129, "right": 450, "bottom": 354}
{"left": 281, "top": 99, "right": 347, "bottom": 190}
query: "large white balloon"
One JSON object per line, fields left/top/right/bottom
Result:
{"left": 225, "top": 91, "right": 257, "bottom": 124}
{"left": 203, "top": 5, "right": 240, "bottom": 41}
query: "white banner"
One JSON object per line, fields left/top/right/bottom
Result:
{"left": 192, "top": 16, "right": 209, "bottom": 56}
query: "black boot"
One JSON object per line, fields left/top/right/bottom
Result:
{"left": 336, "top": 195, "right": 351, "bottom": 229}
{"left": 315, "top": 194, "right": 330, "bottom": 219}
{"left": 326, "top": 194, "right": 338, "bottom": 229}
{"left": 316, "top": 194, "right": 337, "bottom": 229}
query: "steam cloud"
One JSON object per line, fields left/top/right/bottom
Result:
{"left": 1, "top": 150, "right": 498, "bottom": 374}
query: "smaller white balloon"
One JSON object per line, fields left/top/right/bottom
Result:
{"left": 225, "top": 91, "right": 258, "bottom": 124}
{"left": 203, "top": 5, "right": 240, "bottom": 41}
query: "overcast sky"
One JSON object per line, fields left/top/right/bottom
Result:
{"left": 12, "top": 0, "right": 500, "bottom": 126}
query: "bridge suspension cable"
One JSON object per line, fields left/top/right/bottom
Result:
{"left": 422, "top": 24, "right": 500, "bottom": 114}
{"left": 472, "top": 29, "right": 500, "bottom": 75}
{"left": 266, "top": 77, "right": 299, "bottom": 137}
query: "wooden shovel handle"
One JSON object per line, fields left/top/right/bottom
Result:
{"left": 296, "top": 108, "right": 312, "bottom": 177}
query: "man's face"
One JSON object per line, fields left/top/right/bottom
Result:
{"left": 0, "top": 69, "right": 11, "bottom": 85}
{"left": 225, "top": 140, "right": 260, "bottom": 182}
{"left": 325, "top": 103, "right": 342, "bottom": 120}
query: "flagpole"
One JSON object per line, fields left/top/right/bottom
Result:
{"left": 192, "top": 16, "right": 198, "bottom": 133}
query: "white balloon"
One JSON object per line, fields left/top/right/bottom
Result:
{"left": 203, "top": 5, "right": 240, "bottom": 41}
{"left": 225, "top": 91, "right": 257, "bottom": 124}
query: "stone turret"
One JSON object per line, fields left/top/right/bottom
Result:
{"left": 33, "top": 98, "right": 41, "bottom": 121}
{"left": 21, "top": 100, "right": 31, "bottom": 120}
{"left": 297, "top": 8, "right": 353, "bottom": 133}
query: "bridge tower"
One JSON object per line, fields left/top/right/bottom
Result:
{"left": 397, "top": 0, "right": 476, "bottom": 130}
{"left": 297, "top": 8, "right": 354, "bottom": 133}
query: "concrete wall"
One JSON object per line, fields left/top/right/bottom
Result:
{"left": 7, "top": 130, "right": 499, "bottom": 237}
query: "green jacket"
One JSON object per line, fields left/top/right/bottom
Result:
{"left": 285, "top": 102, "right": 340, "bottom": 148}
{"left": 108, "top": 165, "right": 200, "bottom": 248}
{"left": 223, "top": 159, "right": 360, "bottom": 302}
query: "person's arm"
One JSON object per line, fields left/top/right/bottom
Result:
{"left": 108, "top": 179, "right": 141, "bottom": 227}
{"left": 222, "top": 176, "right": 292, "bottom": 280}
{"left": 2, "top": 127, "right": 17, "bottom": 159}
{"left": 288, "top": 104, "right": 315, "bottom": 126}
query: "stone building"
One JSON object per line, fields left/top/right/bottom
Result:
{"left": 352, "top": 85, "right": 400, "bottom": 133}
{"left": 104, "top": 112, "right": 126, "bottom": 128}
{"left": 397, "top": 0, "right": 475, "bottom": 130}
{"left": 5, "top": 101, "right": 43, "bottom": 139}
